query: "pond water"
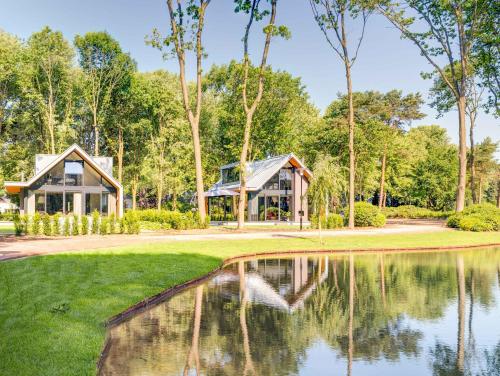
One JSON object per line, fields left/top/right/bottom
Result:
{"left": 100, "top": 248, "right": 500, "bottom": 376}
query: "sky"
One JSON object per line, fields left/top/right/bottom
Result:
{"left": 1, "top": 0, "right": 498, "bottom": 149}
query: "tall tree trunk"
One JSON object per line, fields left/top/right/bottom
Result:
{"left": 478, "top": 178, "right": 483, "bottom": 203}
{"left": 456, "top": 256, "right": 465, "bottom": 372}
{"left": 469, "top": 113, "right": 476, "bottom": 204}
{"left": 379, "top": 146, "right": 387, "bottom": 209}
{"left": 93, "top": 110, "right": 99, "bottom": 156}
{"left": 131, "top": 177, "right": 137, "bottom": 210}
{"left": 117, "top": 127, "right": 124, "bottom": 184}
{"left": 497, "top": 180, "right": 500, "bottom": 208}
{"left": 456, "top": 97, "right": 467, "bottom": 212}
{"left": 172, "top": 191, "right": 178, "bottom": 211}
{"left": 346, "top": 63, "right": 355, "bottom": 229}
{"left": 237, "top": 111, "right": 254, "bottom": 229}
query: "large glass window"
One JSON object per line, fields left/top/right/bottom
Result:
{"left": 35, "top": 192, "right": 45, "bottom": 212}
{"left": 65, "top": 192, "right": 74, "bottom": 214}
{"left": 85, "top": 193, "right": 101, "bottom": 214}
{"left": 46, "top": 192, "right": 63, "bottom": 215}
{"left": 266, "top": 196, "right": 279, "bottom": 220}
{"left": 280, "top": 195, "right": 291, "bottom": 221}
{"left": 264, "top": 173, "right": 279, "bottom": 190}
{"left": 221, "top": 167, "right": 239, "bottom": 184}
{"left": 84, "top": 164, "right": 101, "bottom": 186}
{"left": 64, "top": 161, "right": 83, "bottom": 186}
{"left": 279, "top": 169, "right": 292, "bottom": 191}
{"left": 101, "top": 192, "right": 109, "bottom": 215}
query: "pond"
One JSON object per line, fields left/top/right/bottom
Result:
{"left": 100, "top": 248, "right": 500, "bottom": 375}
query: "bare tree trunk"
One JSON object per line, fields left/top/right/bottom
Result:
{"left": 237, "top": 112, "right": 254, "bottom": 229}
{"left": 131, "top": 177, "right": 137, "bottom": 210}
{"left": 478, "top": 178, "right": 483, "bottom": 203}
{"left": 379, "top": 146, "right": 387, "bottom": 209}
{"left": 456, "top": 97, "right": 467, "bottom": 212}
{"left": 468, "top": 115, "right": 476, "bottom": 204}
{"left": 93, "top": 110, "right": 99, "bottom": 156}
{"left": 456, "top": 256, "right": 465, "bottom": 372}
{"left": 172, "top": 191, "right": 178, "bottom": 211}
{"left": 117, "top": 127, "right": 124, "bottom": 184}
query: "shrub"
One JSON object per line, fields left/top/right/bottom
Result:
{"left": 348, "top": 202, "right": 386, "bottom": 228}
{"left": 31, "top": 212, "right": 41, "bottom": 235}
{"left": 99, "top": 217, "right": 109, "bottom": 235}
{"left": 91, "top": 210, "right": 100, "bottom": 234}
{"left": 72, "top": 215, "right": 80, "bottom": 236}
{"left": 382, "top": 205, "right": 449, "bottom": 219}
{"left": 311, "top": 213, "right": 344, "bottom": 229}
{"left": 109, "top": 213, "right": 116, "bottom": 234}
{"left": 131, "top": 209, "right": 207, "bottom": 230}
{"left": 81, "top": 216, "right": 89, "bottom": 235}
{"left": 52, "top": 213, "right": 61, "bottom": 235}
{"left": 13, "top": 214, "right": 23, "bottom": 236}
{"left": 447, "top": 204, "right": 500, "bottom": 232}
{"left": 63, "top": 217, "right": 70, "bottom": 236}
{"left": 124, "top": 211, "right": 140, "bottom": 234}
{"left": 20, "top": 215, "right": 29, "bottom": 234}
{"left": 118, "top": 217, "right": 125, "bottom": 234}
{"left": 42, "top": 214, "right": 52, "bottom": 236}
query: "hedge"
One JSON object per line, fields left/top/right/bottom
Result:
{"left": 447, "top": 204, "right": 500, "bottom": 232}
{"left": 132, "top": 209, "right": 208, "bottom": 230}
{"left": 382, "top": 205, "right": 450, "bottom": 219}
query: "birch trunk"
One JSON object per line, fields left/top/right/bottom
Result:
{"left": 456, "top": 97, "right": 467, "bottom": 211}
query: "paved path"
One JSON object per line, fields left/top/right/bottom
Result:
{"left": 0, "top": 219, "right": 447, "bottom": 261}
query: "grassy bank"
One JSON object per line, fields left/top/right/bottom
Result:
{"left": 1, "top": 231, "right": 499, "bottom": 375}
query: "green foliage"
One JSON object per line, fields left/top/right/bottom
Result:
{"left": 72, "top": 215, "right": 79, "bottom": 236}
{"left": 81, "top": 216, "right": 89, "bottom": 235}
{"left": 447, "top": 204, "right": 500, "bottom": 232}
{"left": 348, "top": 202, "right": 386, "bottom": 228}
{"left": 31, "top": 212, "right": 41, "bottom": 235}
{"left": 109, "top": 213, "right": 116, "bottom": 234}
{"left": 99, "top": 217, "right": 109, "bottom": 235}
{"left": 124, "top": 211, "right": 140, "bottom": 234}
{"left": 20, "top": 215, "right": 29, "bottom": 234}
{"left": 13, "top": 214, "right": 23, "bottom": 236}
{"left": 118, "top": 217, "right": 125, "bottom": 234}
{"left": 311, "top": 213, "right": 344, "bottom": 229}
{"left": 42, "top": 214, "right": 51, "bottom": 236}
{"left": 63, "top": 217, "right": 70, "bottom": 236}
{"left": 382, "top": 205, "right": 449, "bottom": 219}
{"left": 131, "top": 209, "right": 207, "bottom": 230}
{"left": 52, "top": 213, "right": 61, "bottom": 235}
{"left": 91, "top": 210, "right": 100, "bottom": 234}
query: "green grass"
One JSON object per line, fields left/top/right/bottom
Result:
{"left": 0, "top": 230, "right": 499, "bottom": 375}
{"left": 0, "top": 224, "right": 14, "bottom": 235}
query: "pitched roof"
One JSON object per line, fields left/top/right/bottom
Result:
{"left": 210, "top": 153, "right": 311, "bottom": 192}
{"left": 4, "top": 144, "right": 121, "bottom": 194}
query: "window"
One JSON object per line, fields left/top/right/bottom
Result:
{"left": 221, "top": 167, "right": 239, "bottom": 184}
{"left": 46, "top": 192, "right": 63, "bottom": 215}
{"left": 65, "top": 192, "right": 74, "bottom": 214}
{"left": 264, "top": 173, "right": 279, "bottom": 190}
{"left": 279, "top": 169, "right": 292, "bottom": 191}
{"left": 35, "top": 192, "right": 45, "bottom": 212}
{"left": 84, "top": 164, "right": 101, "bottom": 186}
{"left": 85, "top": 193, "right": 101, "bottom": 214}
{"left": 64, "top": 161, "right": 83, "bottom": 186}
{"left": 101, "top": 192, "right": 109, "bottom": 215}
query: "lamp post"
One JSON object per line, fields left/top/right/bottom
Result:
{"left": 299, "top": 168, "right": 304, "bottom": 231}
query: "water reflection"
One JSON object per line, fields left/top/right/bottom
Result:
{"left": 100, "top": 249, "right": 500, "bottom": 376}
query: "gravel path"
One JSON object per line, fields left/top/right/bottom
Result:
{"left": 0, "top": 219, "right": 447, "bottom": 261}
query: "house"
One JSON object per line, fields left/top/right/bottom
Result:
{"left": 4, "top": 144, "right": 123, "bottom": 217}
{"left": 205, "top": 153, "right": 311, "bottom": 223}
{"left": 0, "top": 196, "right": 18, "bottom": 214}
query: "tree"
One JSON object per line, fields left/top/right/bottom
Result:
{"left": 149, "top": 0, "right": 211, "bottom": 222}
{"left": 474, "top": 137, "right": 498, "bottom": 203}
{"left": 24, "top": 27, "right": 74, "bottom": 154}
{"left": 74, "top": 31, "right": 135, "bottom": 156}
{"left": 308, "top": 155, "right": 345, "bottom": 242}
{"left": 234, "top": 0, "right": 288, "bottom": 229}
{"left": 377, "top": 0, "right": 491, "bottom": 212}
{"left": 310, "top": 0, "right": 370, "bottom": 228}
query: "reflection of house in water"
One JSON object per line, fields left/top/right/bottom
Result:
{"left": 211, "top": 257, "right": 329, "bottom": 312}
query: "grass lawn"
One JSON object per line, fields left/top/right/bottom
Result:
{"left": 1, "top": 230, "right": 499, "bottom": 375}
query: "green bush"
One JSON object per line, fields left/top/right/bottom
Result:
{"left": 31, "top": 212, "right": 41, "bottom": 235}
{"left": 109, "top": 213, "right": 116, "bottom": 234}
{"left": 91, "top": 210, "right": 100, "bottom": 234}
{"left": 13, "top": 214, "right": 23, "bottom": 236}
{"left": 63, "top": 217, "right": 70, "bottom": 236}
{"left": 118, "top": 217, "right": 125, "bottom": 234}
{"left": 447, "top": 204, "right": 500, "bottom": 232}
{"left": 131, "top": 209, "right": 207, "bottom": 230}
{"left": 42, "top": 214, "right": 52, "bottom": 236}
{"left": 99, "top": 217, "right": 109, "bottom": 235}
{"left": 382, "top": 205, "right": 449, "bottom": 219}
{"left": 81, "top": 216, "right": 89, "bottom": 235}
{"left": 348, "top": 202, "right": 386, "bottom": 228}
{"left": 311, "top": 213, "right": 344, "bottom": 229}
{"left": 20, "top": 215, "right": 29, "bottom": 234}
{"left": 72, "top": 215, "right": 80, "bottom": 236}
{"left": 124, "top": 211, "right": 140, "bottom": 234}
{"left": 52, "top": 213, "right": 61, "bottom": 235}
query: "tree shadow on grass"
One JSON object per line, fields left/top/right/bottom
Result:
{"left": 0, "top": 252, "right": 221, "bottom": 376}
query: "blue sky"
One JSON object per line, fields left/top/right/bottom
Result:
{"left": 1, "top": 0, "right": 498, "bottom": 148}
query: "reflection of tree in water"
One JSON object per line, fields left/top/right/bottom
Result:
{"left": 100, "top": 249, "right": 500, "bottom": 375}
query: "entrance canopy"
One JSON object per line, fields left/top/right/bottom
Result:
{"left": 205, "top": 188, "right": 239, "bottom": 197}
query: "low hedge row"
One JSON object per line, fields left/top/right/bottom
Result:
{"left": 382, "top": 205, "right": 450, "bottom": 219}
{"left": 447, "top": 204, "right": 500, "bottom": 232}
{"left": 311, "top": 202, "right": 386, "bottom": 229}
{"left": 132, "top": 209, "right": 209, "bottom": 230}
{"left": 12, "top": 210, "right": 140, "bottom": 236}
